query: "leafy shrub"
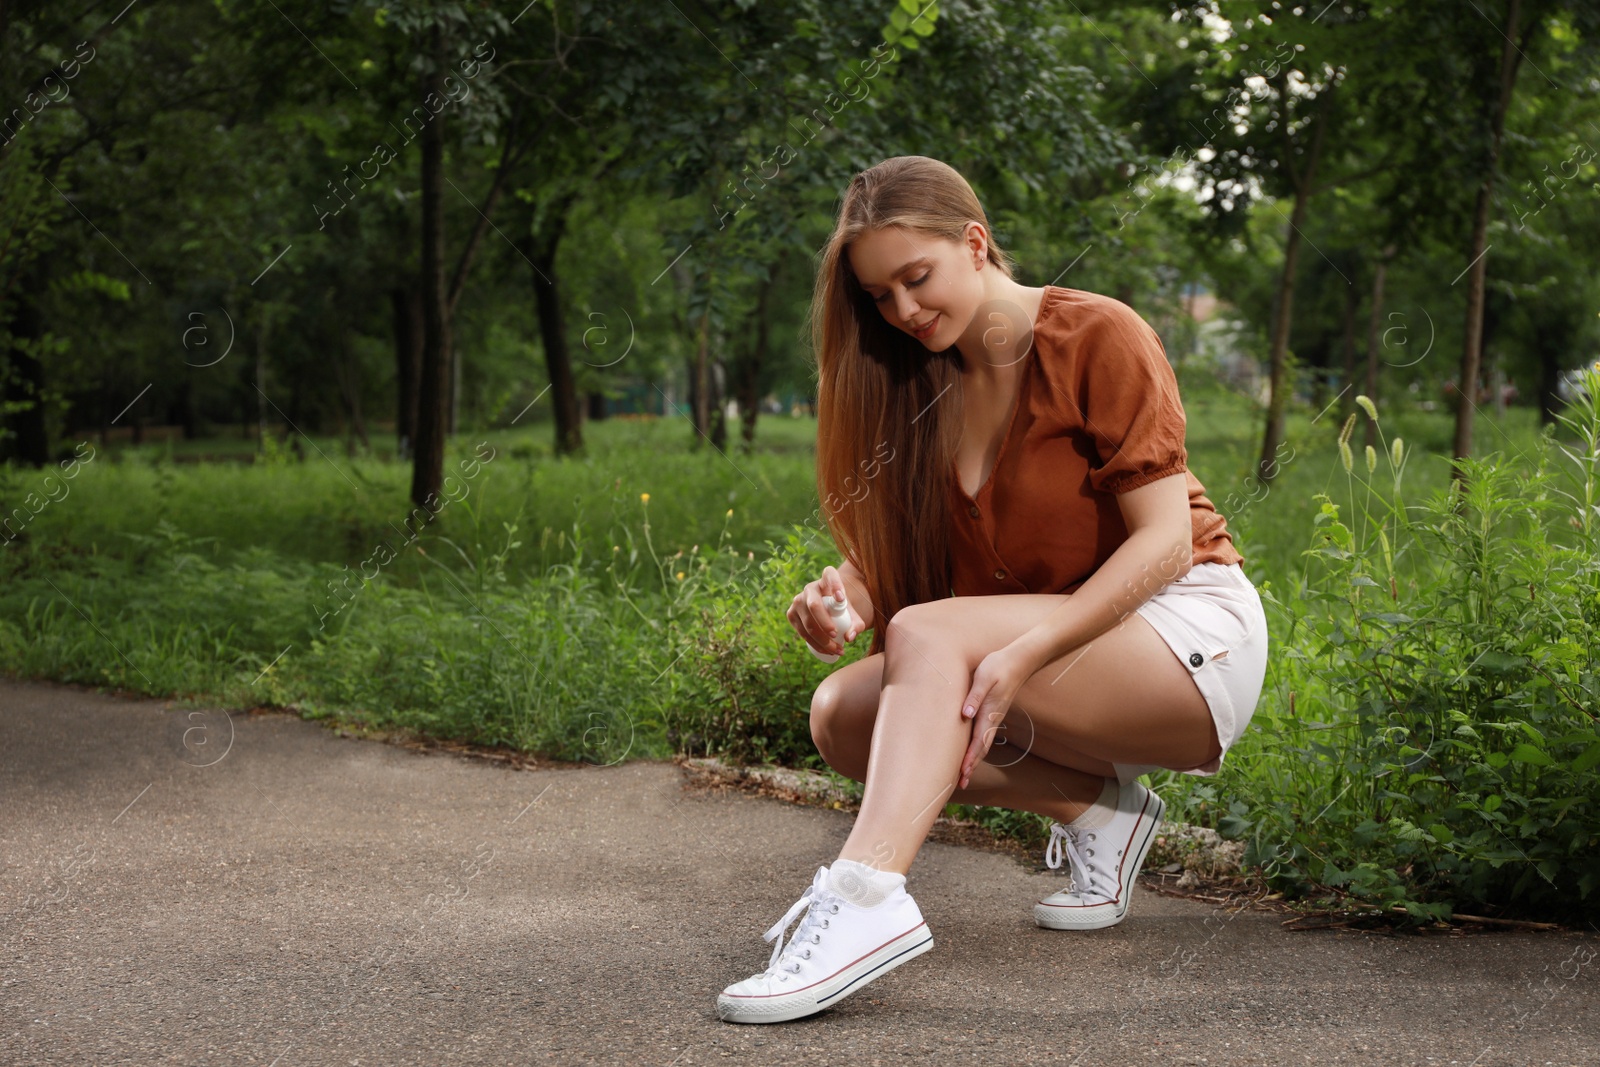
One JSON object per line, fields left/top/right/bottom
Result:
{"left": 656, "top": 525, "right": 854, "bottom": 768}
{"left": 1208, "top": 373, "right": 1600, "bottom": 922}
{"left": 0, "top": 513, "right": 666, "bottom": 766}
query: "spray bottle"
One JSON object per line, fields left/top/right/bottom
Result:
{"left": 807, "top": 592, "right": 855, "bottom": 664}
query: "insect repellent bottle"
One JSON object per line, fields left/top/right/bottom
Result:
{"left": 808, "top": 593, "right": 854, "bottom": 663}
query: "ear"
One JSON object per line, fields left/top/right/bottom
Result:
{"left": 965, "top": 221, "right": 988, "bottom": 268}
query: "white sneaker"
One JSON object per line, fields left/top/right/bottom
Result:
{"left": 1033, "top": 779, "right": 1165, "bottom": 930}
{"left": 717, "top": 863, "right": 934, "bottom": 1024}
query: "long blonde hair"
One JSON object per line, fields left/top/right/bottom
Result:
{"left": 808, "top": 156, "right": 1019, "bottom": 657}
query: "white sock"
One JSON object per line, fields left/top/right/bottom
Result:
{"left": 1065, "top": 776, "right": 1120, "bottom": 831}
{"left": 827, "top": 857, "right": 905, "bottom": 908}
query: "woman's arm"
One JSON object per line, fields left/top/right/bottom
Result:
{"left": 1006, "top": 472, "right": 1192, "bottom": 673}
{"left": 836, "top": 557, "right": 877, "bottom": 632}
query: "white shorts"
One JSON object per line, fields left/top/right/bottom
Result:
{"left": 1111, "top": 562, "right": 1268, "bottom": 787}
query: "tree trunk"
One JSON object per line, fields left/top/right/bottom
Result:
{"left": 738, "top": 275, "right": 772, "bottom": 449}
{"left": 1256, "top": 233, "right": 1298, "bottom": 485}
{"left": 409, "top": 23, "right": 451, "bottom": 511}
{"left": 1363, "top": 246, "right": 1394, "bottom": 450}
{"left": 391, "top": 283, "right": 423, "bottom": 459}
{"left": 1452, "top": 0, "right": 1525, "bottom": 471}
{"left": 531, "top": 244, "right": 581, "bottom": 454}
{"left": 737, "top": 350, "right": 763, "bottom": 450}
{"left": 692, "top": 303, "right": 711, "bottom": 448}
{"left": 709, "top": 359, "right": 728, "bottom": 451}
{"left": 448, "top": 322, "right": 460, "bottom": 437}
{"left": 1257, "top": 230, "right": 1305, "bottom": 481}
{"left": 1258, "top": 109, "right": 1327, "bottom": 485}
{"left": 517, "top": 199, "right": 581, "bottom": 456}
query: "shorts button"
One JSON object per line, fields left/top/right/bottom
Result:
{"left": 1189, "top": 652, "right": 1205, "bottom": 668}
{"left": 994, "top": 569, "right": 1005, "bottom": 580}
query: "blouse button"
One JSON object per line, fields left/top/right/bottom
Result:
{"left": 994, "top": 569, "right": 1005, "bottom": 581}
{"left": 968, "top": 505, "right": 980, "bottom": 518}
{"left": 1189, "top": 652, "right": 1205, "bottom": 668}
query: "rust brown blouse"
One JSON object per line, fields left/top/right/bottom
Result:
{"left": 947, "top": 285, "right": 1243, "bottom": 597}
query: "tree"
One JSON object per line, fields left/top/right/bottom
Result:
{"left": 1147, "top": 2, "right": 1390, "bottom": 483}
{"left": 377, "top": 3, "right": 519, "bottom": 508}
{"left": 1369, "top": 0, "right": 1600, "bottom": 469}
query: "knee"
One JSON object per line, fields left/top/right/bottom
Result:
{"left": 809, "top": 677, "right": 864, "bottom": 779}
{"left": 881, "top": 601, "right": 945, "bottom": 661}
{"left": 809, "top": 678, "right": 845, "bottom": 761}
{"left": 880, "top": 603, "right": 967, "bottom": 687}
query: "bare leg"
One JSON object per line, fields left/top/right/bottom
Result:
{"left": 815, "top": 657, "right": 1126, "bottom": 824}
{"left": 812, "top": 594, "right": 1219, "bottom": 875}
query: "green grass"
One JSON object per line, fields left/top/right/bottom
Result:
{"left": 1174, "top": 370, "right": 1553, "bottom": 582}
{"left": 17, "top": 415, "right": 827, "bottom": 587}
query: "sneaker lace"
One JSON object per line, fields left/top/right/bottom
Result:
{"left": 759, "top": 866, "right": 841, "bottom": 976}
{"left": 1045, "top": 822, "right": 1105, "bottom": 899}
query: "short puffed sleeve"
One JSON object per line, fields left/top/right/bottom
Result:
{"left": 1076, "top": 301, "right": 1189, "bottom": 494}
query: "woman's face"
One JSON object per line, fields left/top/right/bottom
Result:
{"left": 847, "top": 225, "right": 979, "bottom": 348}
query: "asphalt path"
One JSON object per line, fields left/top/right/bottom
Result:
{"left": 2, "top": 679, "right": 1596, "bottom": 1066}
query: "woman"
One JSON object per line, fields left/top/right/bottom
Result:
{"left": 716, "top": 156, "right": 1267, "bottom": 1024}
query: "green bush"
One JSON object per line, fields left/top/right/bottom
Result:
{"left": 657, "top": 525, "right": 854, "bottom": 768}
{"left": 0, "top": 513, "right": 666, "bottom": 767}
{"left": 1202, "top": 374, "right": 1600, "bottom": 923}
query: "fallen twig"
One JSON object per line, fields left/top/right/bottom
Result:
{"left": 1448, "top": 912, "right": 1561, "bottom": 930}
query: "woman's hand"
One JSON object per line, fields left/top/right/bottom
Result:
{"left": 787, "top": 564, "right": 870, "bottom": 658}
{"left": 957, "top": 644, "right": 1036, "bottom": 790}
